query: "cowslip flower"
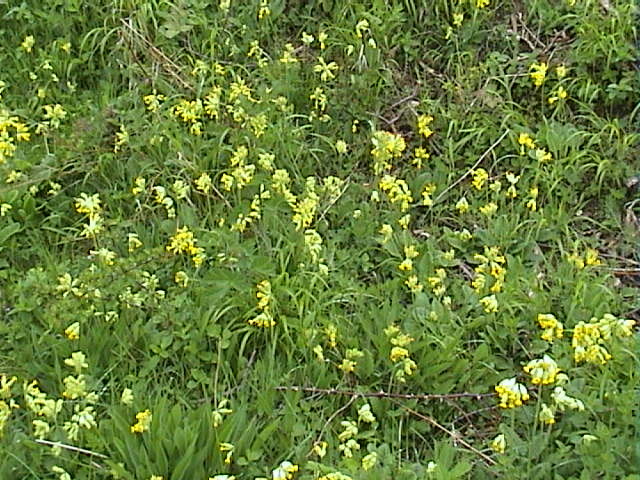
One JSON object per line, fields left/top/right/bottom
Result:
{"left": 495, "top": 377, "right": 529, "bottom": 408}
{"left": 523, "top": 354, "right": 560, "bottom": 385}
{"left": 131, "top": 409, "right": 152, "bottom": 433}
{"left": 64, "top": 322, "right": 80, "bottom": 340}
{"left": 455, "top": 197, "right": 469, "bottom": 213}
{"left": 479, "top": 294, "right": 498, "bottom": 313}
{"left": 489, "top": 434, "right": 506, "bottom": 453}
{"left": 529, "top": 62, "right": 548, "bottom": 87}
{"left": 417, "top": 114, "right": 434, "bottom": 139}
{"left": 471, "top": 168, "right": 488, "bottom": 190}
{"left": 537, "top": 313, "right": 564, "bottom": 342}
{"left": 272, "top": 461, "right": 298, "bottom": 480}
{"left": 538, "top": 403, "right": 556, "bottom": 425}
{"left": 362, "top": 452, "right": 377, "bottom": 471}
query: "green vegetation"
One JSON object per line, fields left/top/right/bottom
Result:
{"left": 0, "top": 0, "right": 638, "bottom": 478}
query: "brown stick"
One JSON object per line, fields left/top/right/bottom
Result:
{"left": 397, "top": 402, "right": 497, "bottom": 466}
{"left": 35, "top": 439, "right": 108, "bottom": 459}
{"left": 434, "top": 129, "right": 509, "bottom": 204}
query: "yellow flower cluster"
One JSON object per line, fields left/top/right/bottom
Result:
{"left": 248, "top": 280, "right": 276, "bottom": 327}
{"left": 166, "top": 226, "right": 206, "bottom": 267}
{"left": 473, "top": 246, "right": 506, "bottom": 294}
{"left": 317, "top": 474, "right": 352, "bottom": 480}
{"left": 304, "top": 229, "right": 327, "bottom": 273}
{"left": 548, "top": 86, "right": 568, "bottom": 104}
{"left": 518, "top": 132, "right": 535, "bottom": 155}
{"left": 292, "top": 177, "right": 319, "bottom": 230}
{"left": 143, "top": 90, "right": 166, "bottom": 112}
{"left": 173, "top": 98, "right": 204, "bottom": 134}
{"left": 0, "top": 108, "right": 30, "bottom": 164}
{"left": 271, "top": 461, "right": 298, "bottom": 479}
{"left": 370, "top": 130, "right": 406, "bottom": 174}
{"left": 379, "top": 175, "right": 413, "bottom": 212}
{"left": 537, "top": 313, "right": 564, "bottom": 342}
{"left": 471, "top": 168, "right": 489, "bottom": 190}
{"left": 421, "top": 183, "right": 437, "bottom": 206}
{"left": 314, "top": 56, "right": 339, "bottom": 82}
{"left": 131, "top": 409, "right": 152, "bottom": 433}
{"left": 0, "top": 375, "right": 18, "bottom": 436}
{"left": 74, "top": 192, "right": 105, "bottom": 238}
{"left": 232, "top": 187, "right": 270, "bottom": 233}
{"left": 529, "top": 62, "right": 548, "bottom": 87}
{"left": 221, "top": 145, "right": 256, "bottom": 192}
{"left": 427, "top": 268, "right": 447, "bottom": 296}
{"left": 495, "top": 377, "right": 529, "bottom": 408}
{"left": 412, "top": 147, "right": 430, "bottom": 168}
{"left": 384, "top": 324, "right": 417, "bottom": 383}
{"left": 397, "top": 244, "right": 419, "bottom": 274}
{"left": 572, "top": 314, "right": 635, "bottom": 365}
{"left": 523, "top": 354, "right": 560, "bottom": 385}
{"left": 505, "top": 171, "right": 519, "bottom": 198}
{"left": 337, "top": 420, "right": 360, "bottom": 457}
{"left": 42, "top": 103, "right": 67, "bottom": 130}
{"left": 567, "top": 248, "right": 602, "bottom": 269}
{"left": 479, "top": 294, "right": 498, "bottom": 313}
{"left": 416, "top": 114, "right": 434, "bottom": 139}
{"left": 490, "top": 434, "right": 505, "bottom": 453}
{"left": 538, "top": 387, "right": 585, "bottom": 426}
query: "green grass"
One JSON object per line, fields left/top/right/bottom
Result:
{"left": 0, "top": 0, "right": 638, "bottom": 479}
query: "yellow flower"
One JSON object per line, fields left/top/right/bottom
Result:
{"left": 0, "top": 203, "right": 12, "bottom": 216}
{"left": 523, "top": 354, "right": 560, "bottom": 385}
{"left": 62, "top": 374, "right": 87, "bottom": 399}
{"left": 495, "top": 377, "right": 529, "bottom": 408}
{"left": 175, "top": 271, "right": 189, "bottom": 287}
{"left": 416, "top": 114, "right": 434, "bottom": 139}
{"left": 65, "top": 322, "right": 80, "bottom": 340}
{"left": 279, "top": 44, "right": 298, "bottom": 64}
{"left": 398, "top": 259, "right": 413, "bottom": 272}
{"left": 471, "top": 168, "right": 489, "bottom": 190}
{"left": 370, "top": 131, "right": 406, "bottom": 174}
{"left": 121, "top": 388, "right": 134, "bottom": 405}
{"left": 74, "top": 193, "right": 102, "bottom": 219}
{"left": 529, "top": 62, "right": 548, "bottom": 87}
{"left": 258, "top": 0, "right": 271, "bottom": 19}
{"left": 312, "top": 441, "right": 327, "bottom": 458}
{"left": 538, "top": 403, "right": 556, "bottom": 425}
{"left": 128, "top": 233, "right": 143, "bottom": 252}
{"left": 21, "top": 35, "right": 35, "bottom": 53}
{"left": 131, "top": 409, "right": 152, "bottom": 433}
{"left": 404, "top": 275, "right": 423, "bottom": 293}
{"left": 455, "top": 197, "right": 469, "bottom": 213}
{"left": 398, "top": 214, "right": 411, "bottom": 230}
{"left": 551, "top": 387, "right": 584, "bottom": 411}
{"left": 362, "top": 452, "right": 377, "bottom": 471}
{"left": 555, "top": 65, "right": 568, "bottom": 78}
{"left": 166, "top": 226, "right": 200, "bottom": 256}
{"left": 412, "top": 147, "right": 430, "bottom": 168}
{"left": 479, "top": 294, "right": 498, "bottom": 313}
{"left": 479, "top": 202, "right": 497, "bottom": 215}
{"left": 584, "top": 248, "right": 601, "bottom": 266}
{"left": 537, "top": 313, "right": 564, "bottom": 342}
{"left": 314, "top": 56, "right": 339, "bottom": 82}
{"left": 64, "top": 351, "right": 88, "bottom": 373}
{"left": 548, "top": 86, "right": 568, "bottom": 105}
{"left": 489, "top": 433, "right": 505, "bottom": 453}
{"left": 390, "top": 346, "right": 409, "bottom": 362}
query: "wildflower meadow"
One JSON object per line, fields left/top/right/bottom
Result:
{"left": 0, "top": 0, "right": 638, "bottom": 479}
